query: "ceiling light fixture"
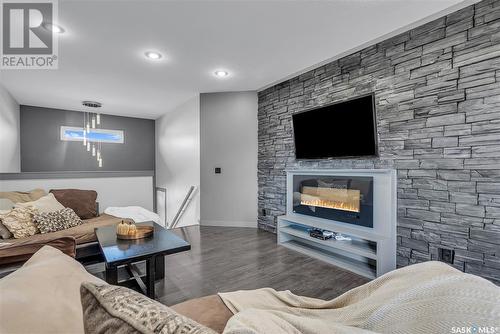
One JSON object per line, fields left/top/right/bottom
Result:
{"left": 81, "top": 101, "right": 104, "bottom": 168}
{"left": 43, "top": 22, "right": 65, "bottom": 33}
{"left": 145, "top": 51, "right": 162, "bottom": 60}
{"left": 214, "top": 70, "right": 229, "bottom": 78}
{"left": 82, "top": 101, "right": 102, "bottom": 108}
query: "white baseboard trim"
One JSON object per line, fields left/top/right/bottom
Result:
{"left": 172, "top": 221, "right": 199, "bottom": 228}
{"left": 200, "top": 220, "right": 257, "bottom": 228}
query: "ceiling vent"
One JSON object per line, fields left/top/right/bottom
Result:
{"left": 82, "top": 101, "right": 102, "bottom": 108}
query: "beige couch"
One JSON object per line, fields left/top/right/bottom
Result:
{"left": 0, "top": 185, "right": 130, "bottom": 267}
{"left": 0, "top": 214, "right": 123, "bottom": 266}
{"left": 0, "top": 246, "right": 232, "bottom": 334}
{"left": 2, "top": 246, "right": 499, "bottom": 334}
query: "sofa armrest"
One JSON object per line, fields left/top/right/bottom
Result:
{"left": 0, "top": 236, "right": 76, "bottom": 266}
{"left": 170, "top": 295, "right": 233, "bottom": 333}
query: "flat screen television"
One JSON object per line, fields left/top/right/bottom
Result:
{"left": 292, "top": 94, "right": 377, "bottom": 159}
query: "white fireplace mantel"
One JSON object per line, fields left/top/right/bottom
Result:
{"left": 278, "top": 169, "right": 397, "bottom": 279}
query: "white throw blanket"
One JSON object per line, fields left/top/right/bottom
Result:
{"left": 104, "top": 206, "right": 162, "bottom": 225}
{"left": 219, "top": 261, "right": 500, "bottom": 334}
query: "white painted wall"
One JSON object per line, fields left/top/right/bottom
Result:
{"left": 200, "top": 92, "right": 258, "bottom": 228}
{"left": 0, "top": 84, "right": 20, "bottom": 172}
{"left": 0, "top": 176, "right": 154, "bottom": 213}
{"left": 156, "top": 96, "right": 200, "bottom": 227}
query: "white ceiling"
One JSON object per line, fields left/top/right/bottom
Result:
{"left": 0, "top": 0, "right": 475, "bottom": 119}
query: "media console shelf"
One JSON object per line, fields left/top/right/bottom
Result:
{"left": 277, "top": 169, "right": 397, "bottom": 279}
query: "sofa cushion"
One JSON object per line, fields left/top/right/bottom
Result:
{"left": 81, "top": 282, "right": 217, "bottom": 334}
{"left": 0, "top": 207, "right": 39, "bottom": 239}
{"left": 4, "top": 213, "right": 122, "bottom": 246}
{"left": 50, "top": 189, "right": 98, "bottom": 219}
{"left": 34, "top": 208, "right": 83, "bottom": 234}
{"left": 0, "top": 200, "right": 15, "bottom": 239}
{"left": 0, "top": 189, "right": 46, "bottom": 203}
{"left": 0, "top": 246, "right": 105, "bottom": 334}
{"left": 0, "top": 236, "right": 76, "bottom": 265}
{"left": 170, "top": 295, "right": 233, "bottom": 333}
{"left": 0, "top": 198, "right": 15, "bottom": 210}
{"left": 15, "top": 193, "right": 65, "bottom": 213}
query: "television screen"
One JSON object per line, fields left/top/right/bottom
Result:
{"left": 292, "top": 94, "right": 377, "bottom": 159}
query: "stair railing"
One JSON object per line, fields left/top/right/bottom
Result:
{"left": 169, "top": 186, "right": 197, "bottom": 229}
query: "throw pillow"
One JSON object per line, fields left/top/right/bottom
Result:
{"left": 0, "top": 188, "right": 46, "bottom": 203}
{"left": 0, "top": 207, "right": 39, "bottom": 239}
{"left": 50, "top": 189, "right": 98, "bottom": 219}
{"left": 15, "top": 193, "right": 65, "bottom": 213}
{"left": 80, "top": 282, "right": 217, "bottom": 334}
{"left": 34, "top": 208, "right": 83, "bottom": 234}
{"left": 0, "top": 218, "right": 13, "bottom": 239}
{"left": 0, "top": 246, "right": 105, "bottom": 334}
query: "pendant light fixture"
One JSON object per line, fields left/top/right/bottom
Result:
{"left": 81, "top": 101, "right": 104, "bottom": 167}
{"left": 98, "top": 139, "right": 103, "bottom": 168}
{"left": 83, "top": 112, "right": 87, "bottom": 146}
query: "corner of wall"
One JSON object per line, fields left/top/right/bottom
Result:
{"left": 0, "top": 84, "right": 21, "bottom": 173}
{"left": 155, "top": 95, "right": 201, "bottom": 227}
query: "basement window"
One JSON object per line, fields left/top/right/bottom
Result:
{"left": 60, "top": 126, "right": 124, "bottom": 143}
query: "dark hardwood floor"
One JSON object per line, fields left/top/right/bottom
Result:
{"left": 153, "top": 225, "right": 368, "bottom": 306}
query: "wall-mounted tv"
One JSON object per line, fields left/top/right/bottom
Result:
{"left": 292, "top": 94, "right": 378, "bottom": 159}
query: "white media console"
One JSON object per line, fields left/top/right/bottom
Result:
{"left": 277, "top": 169, "right": 397, "bottom": 279}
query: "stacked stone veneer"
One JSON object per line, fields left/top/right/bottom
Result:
{"left": 258, "top": 0, "right": 500, "bottom": 283}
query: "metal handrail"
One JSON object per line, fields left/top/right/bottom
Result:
{"left": 169, "top": 186, "right": 197, "bottom": 229}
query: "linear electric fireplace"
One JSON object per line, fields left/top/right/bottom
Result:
{"left": 292, "top": 175, "right": 374, "bottom": 228}
{"left": 281, "top": 170, "right": 396, "bottom": 279}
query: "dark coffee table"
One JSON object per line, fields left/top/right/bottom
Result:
{"left": 95, "top": 222, "right": 190, "bottom": 299}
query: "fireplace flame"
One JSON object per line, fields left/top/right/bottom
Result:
{"left": 300, "top": 198, "right": 360, "bottom": 213}
{"left": 300, "top": 186, "right": 361, "bottom": 213}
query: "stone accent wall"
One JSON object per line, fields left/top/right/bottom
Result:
{"left": 258, "top": 0, "right": 500, "bottom": 283}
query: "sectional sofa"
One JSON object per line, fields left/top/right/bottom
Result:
{"left": 0, "top": 189, "right": 123, "bottom": 268}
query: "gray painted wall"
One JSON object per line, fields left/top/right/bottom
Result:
{"left": 258, "top": 0, "right": 500, "bottom": 283}
{"left": 0, "top": 85, "right": 20, "bottom": 172}
{"left": 200, "top": 92, "right": 258, "bottom": 227}
{"left": 20, "top": 105, "right": 155, "bottom": 172}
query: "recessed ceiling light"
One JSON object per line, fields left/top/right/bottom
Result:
{"left": 145, "top": 51, "right": 162, "bottom": 60}
{"left": 43, "top": 22, "right": 65, "bottom": 33}
{"left": 214, "top": 70, "right": 229, "bottom": 78}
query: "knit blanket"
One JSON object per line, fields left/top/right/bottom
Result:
{"left": 219, "top": 261, "right": 500, "bottom": 334}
